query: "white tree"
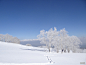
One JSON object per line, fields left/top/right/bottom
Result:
{"left": 37, "top": 28, "right": 55, "bottom": 52}
{"left": 0, "top": 34, "right": 20, "bottom": 44}
{"left": 4, "top": 34, "right": 12, "bottom": 42}
{"left": 53, "top": 28, "right": 69, "bottom": 53}
{"left": 12, "top": 37, "right": 20, "bottom": 44}
{"left": 69, "top": 36, "right": 82, "bottom": 53}
{"left": 37, "top": 27, "right": 82, "bottom": 53}
{"left": 52, "top": 27, "right": 60, "bottom": 53}
{"left": 0, "top": 34, "right": 3, "bottom": 41}
{"left": 46, "top": 28, "right": 55, "bottom": 52}
{"left": 37, "top": 30, "right": 47, "bottom": 44}
{"left": 59, "top": 28, "right": 68, "bottom": 51}
{"left": 1, "top": 34, "right": 5, "bottom": 42}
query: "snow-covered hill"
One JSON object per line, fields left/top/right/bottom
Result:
{"left": 0, "top": 41, "right": 86, "bottom": 65}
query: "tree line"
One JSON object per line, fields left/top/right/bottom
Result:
{"left": 0, "top": 34, "right": 20, "bottom": 44}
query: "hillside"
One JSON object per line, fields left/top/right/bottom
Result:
{"left": 0, "top": 41, "right": 86, "bottom": 65}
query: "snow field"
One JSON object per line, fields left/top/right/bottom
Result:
{"left": 0, "top": 63, "right": 50, "bottom": 65}
{"left": 0, "top": 42, "right": 48, "bottom": 63}
{"left": 45, "top": 53, "right": 86, "bottom": 65}
{"left": 0, "top": 41, "right": 86, "bottom": 65}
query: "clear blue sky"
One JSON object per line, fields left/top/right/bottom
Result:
{"left": 0, "top": 0, "right": 86, "bottom": 40}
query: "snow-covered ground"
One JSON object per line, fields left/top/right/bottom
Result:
{"left": 0, "top": 41, "right": 86, "bottom": 65}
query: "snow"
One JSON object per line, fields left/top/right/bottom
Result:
{"left": 0, "top": 41, "right": 86, "bottom": 65}
{"left": 45, "top": 53, "right": 86, "bottom": 65}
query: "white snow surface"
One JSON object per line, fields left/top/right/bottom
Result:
{"left": 0, "top": 41, "right": 86, "bottom": 65}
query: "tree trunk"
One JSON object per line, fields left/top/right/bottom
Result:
{"left": 57, "top": 50, "right": 59, "bottom": 53}
{"left": 57, "top": 48, "right": 59, "bottom": 53}
{"left": 68, "top": 49, "right": 70, "bottom": 53}
{"left": 49, "top": 48, "right": 50, "bottom": 52}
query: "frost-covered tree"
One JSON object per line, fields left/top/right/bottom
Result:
{"left": 4, "top": 34, "right": 13, "bottom": 42}
{"left": 37, "top": 27, "right": 82, "bottom": 53}
{"left": 37, "top": 28, "right": 56, "bottom": 52}
{"left": 52, "top": 28, "right": 69, "bottom": 53}
{"left": 59, "top": 28, "right": 68, "bottom": 51}
{"left": 11, "top": 37, "right": 20, "bottom": 44}
{"left": 53, "top": 28, "right": 82, "bottom": 53}
{"left": 0, "top": 34, "right": 5, "bottom": 42}
{"left": 69, "top": 36, "right": 82, "bottom": 53}
{"left": 0, "top": 34, "right": 20, "bottom": 44}
{"left": 37, "top": 30, "right": 47, "bottom": 45}
{"left": 52, "top": 27, "right": 60, "bottom": 53}
{"left": 46, "top": 28, "right": 55, "bottom": 52}
{"left": 0, "top": 34, "right": 3, "bottom": 41}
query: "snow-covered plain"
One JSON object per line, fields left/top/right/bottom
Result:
{"left": 0, "top": 41, "right": 86, "bottom": 65}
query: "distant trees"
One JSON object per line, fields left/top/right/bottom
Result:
{"left": 26, "top": 43, "right": 31, "bottom": 46}
{"left": 0, "top": 34, "right": 20, "bottom": 44}
{"left": 37, "top": 27, "right": 82, "bottom": 53}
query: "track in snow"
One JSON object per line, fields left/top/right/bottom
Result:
{"left": 45, "top": 55, "right": 55, "bottom": 64}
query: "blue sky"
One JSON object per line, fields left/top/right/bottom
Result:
{"left": 0, "top": 0, "right": 86, "bottom": 40}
